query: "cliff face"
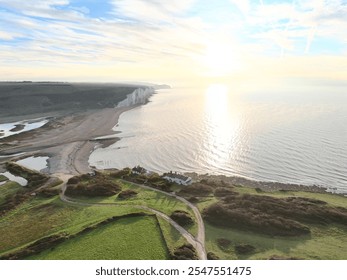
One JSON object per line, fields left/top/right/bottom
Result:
{"left": 117, "top": 87, "right": 155, "bottom": 107}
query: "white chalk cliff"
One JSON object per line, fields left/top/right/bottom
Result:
{"left": 117, "top": 87, "right": 155, "bottom": 107}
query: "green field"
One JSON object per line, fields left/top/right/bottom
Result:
{"left": 196, "top": 183, "right": 347, "bottom": 260}
{"left": 29, "top": 215, "right": 169, "bottom": 260}
{"left": 205, "top": 222, "right": 347, "bottom": 260}
{"left": 65, "top": 179, "right": 198, "bottom": 236}
{"left": 0, "top": 196, "right": 143, "bottom": 255}
{"left": 0, "top": 181, "right": 22, "bottom": 205}
{"left": 0, "top": 179, "right": 191, "bottom": 259}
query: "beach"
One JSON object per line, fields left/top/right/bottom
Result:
{"left": 0, "top": 105, "right": 137, "bottom": 176}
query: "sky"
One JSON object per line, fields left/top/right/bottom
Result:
{"left": 0, "top": 0, "right": 346, "bottom": 85}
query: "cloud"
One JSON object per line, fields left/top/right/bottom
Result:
{"left": 228, "top": 0, "right": 250, "bottom": 16}
{"left": 110, "top": 0, "right": 196, "bottom": 23}
{"left": 0, "top": 0, "right": 346, "bottom": 83}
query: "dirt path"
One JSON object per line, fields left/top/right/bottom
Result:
{"left": 120, "top": 180, "right": 206, "bottom": 259}
{"left": 59, "top": 181, "right": 207, "bottom": 260}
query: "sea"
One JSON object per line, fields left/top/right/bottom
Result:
{"left": 89, "top": 82, "right": 347, "bottom": 193}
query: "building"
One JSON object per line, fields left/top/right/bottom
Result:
{"left": 132, "top": 165, "right": 148, "bottom": 175}
{"left": 162, "top": 171, "right": 192, "bottom": 186}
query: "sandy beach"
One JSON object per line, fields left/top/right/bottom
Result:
{"left": 0, "top": 105, "right": 137, "bottom": 176}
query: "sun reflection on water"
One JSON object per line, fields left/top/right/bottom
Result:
{"left": 203, "top": 84, "right": 240, "bottom": 169}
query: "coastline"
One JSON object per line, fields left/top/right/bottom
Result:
{"left": 0, "top": 105, "right": 138, "bottom": 176}
{"left": 0, "top": 100, "right": 342, "bottom": 195}
{"left": 186, "top": 172, "right": 330, "bottom": 194}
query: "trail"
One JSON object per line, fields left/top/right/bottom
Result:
{"left": 120, "top": 179, "right": 206, "bottom": 259}
{"left": 58, "top": 178, "right": 207, "bottom": 260}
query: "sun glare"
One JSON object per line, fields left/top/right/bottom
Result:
{"left": 203, "top": 84, "right": 239, "bottom": 167}
{"left": 203, "top": 43, "right": 241, "bottom": 77}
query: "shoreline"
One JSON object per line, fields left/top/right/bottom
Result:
{"left": 0, "top": 104, "right": 344, "bottom": 196}
{"left": 185, "top": 172, "right": 332, "bottom": 194}
{"left": 0, "top": 105, "right": 138, "bottom": 176}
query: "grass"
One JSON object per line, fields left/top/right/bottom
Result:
{"left": 0, "top": 181, "right": 22, "bottom": 205}
{"left": 0, "top": 177, "right": 192, "bottom": 259}
{"left": 205, "top": 222, "right": 347, "bottom": 260}
{"left": 157, "top": 218, "right": 186, "bottom": 254}
{"left": 28, "top": 215, "right": 169, "bottom": 260}
{"left": 0, "top": 196, "right": 143, "bottom": 255}
{"left": 66, "top": 180, "right": 198, "bottom": 236}
{"left": 0, "top": 175, "right": 8, "bottom": 182}
{"left": 197, "top": 182, "right": 347, "bottom": 260}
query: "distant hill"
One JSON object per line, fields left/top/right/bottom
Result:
{"left": 0, "top": 82, "right": 143, "bottom": 120}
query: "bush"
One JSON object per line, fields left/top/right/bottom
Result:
{"left": 204, "top": 193, "right": 347, "bottom": 236}
{"left": 65, "top": 180, "right": 121, "bottom": 197}
{"left": 214, "top": 187, "right": 237, "bottom": 197}
{"left": 188, "top": 197, "right": 199, "bottom": 203}
{"left": 118, "top": 190, "right": 138, "bottom": 199}
{"left": 235, "top": 244, "right": 256, "bottom": 255}
{"left": 5, "top": 162, "right": 49, "bottom": 188}
{"left": 217, "top": 238, "right": 232, "bottom": 249}
{"left": 67, "top": 177, "right": 79, "bottom": 185}
{"left": 37, "top": 188, "right": 60, "bottom": 198}
{"left": 171, "top": 244, "right": 198, "bottom": 260}
{"left": 170, "top": 210, "right": 194, "bottom": 227}
{"left": 207, "top": 252, "right": 220, "bottom": 260}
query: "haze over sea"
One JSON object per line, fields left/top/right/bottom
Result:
{"left": 90, "top": 82, "right": 347, "bottom": 193}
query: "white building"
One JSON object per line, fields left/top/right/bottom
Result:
{"left": 162, "top": 171, "right": 192, "bottom": 186}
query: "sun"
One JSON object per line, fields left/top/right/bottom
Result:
{"left": 203, "top": 42, "right": 241, "bottom": 77}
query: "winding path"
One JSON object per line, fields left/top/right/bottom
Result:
{"left": 120, "top": 180, "right": 206, "bottom": 258}
{"left": 58, "top": 179, "right": 207, "bottom": 260}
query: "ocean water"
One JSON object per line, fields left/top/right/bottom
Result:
{"left": 90, "top": 83, "right": 347, "bottom": 193}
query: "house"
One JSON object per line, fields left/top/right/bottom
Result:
{"left": 162, "top": 171, "right": 192, "bottom": 186}
{"left": 132, "top": 165, "right": 147, "bottom": 175}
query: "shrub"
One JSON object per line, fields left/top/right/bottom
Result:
{"left": 204, "top": 193, "right": 347, "bottom": 236}
{"left": 67, "top": 177, "right": 79, "bottom": 185}
{"left": 235, "top": 244, "right": 256, "bottom": 255}
{"left": 188, "top": 197, "right": 199, "bottom": 203}
{"left": 217, "top": 238, "right": 232, "bottom": 249}
{"left": 214, "top": 187, "right": 237, "bottom": 197}
{"left": 118, "top": 189, "right": 138, "bottom": 199}
{"left": 65, "top": 180, "right": 121, "bottom": 197}
{"left": 170, "top": 210, "right": 194, "bottom": 227}
{"left": 171, "top": 244, "right": 198, "bottom": 260}
{"left": 207, "top": 252, "right": 220, "bottom": 260}
{"left": 37, "top": 188, "right": 60, "bottom": 198}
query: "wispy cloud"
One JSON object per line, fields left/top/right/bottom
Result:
{"left": 0, "top": 0, "right": 346, "bottom": 83}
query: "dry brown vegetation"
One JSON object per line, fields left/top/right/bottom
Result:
{"left": 178, "top": 182, "right": 214, "bottom": 197}
{"left": 66, "top": 173, "right": 121, "bottom": 197}
{"left": 235, "top": 244, "right": 256, "bottom": 255}
{"left": 203, "top": 193, "right": 347, "bottom": 236}
{"left": 207, "top": 251, "right": 220, "bottom": 260}
{"left": 171, "top": 244, "right": 198, "bottom": 260}
{"left": 6, "top": 162, "right": 49, "bottom": 188}
{"left": 118, "top": 189, "right": 138, "bottom": 199}
{"left": 0, "top": 162, "right": 51, "bottom": 216}
{"left": 170, "top": 210, "right": 194, "bottom": 227}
